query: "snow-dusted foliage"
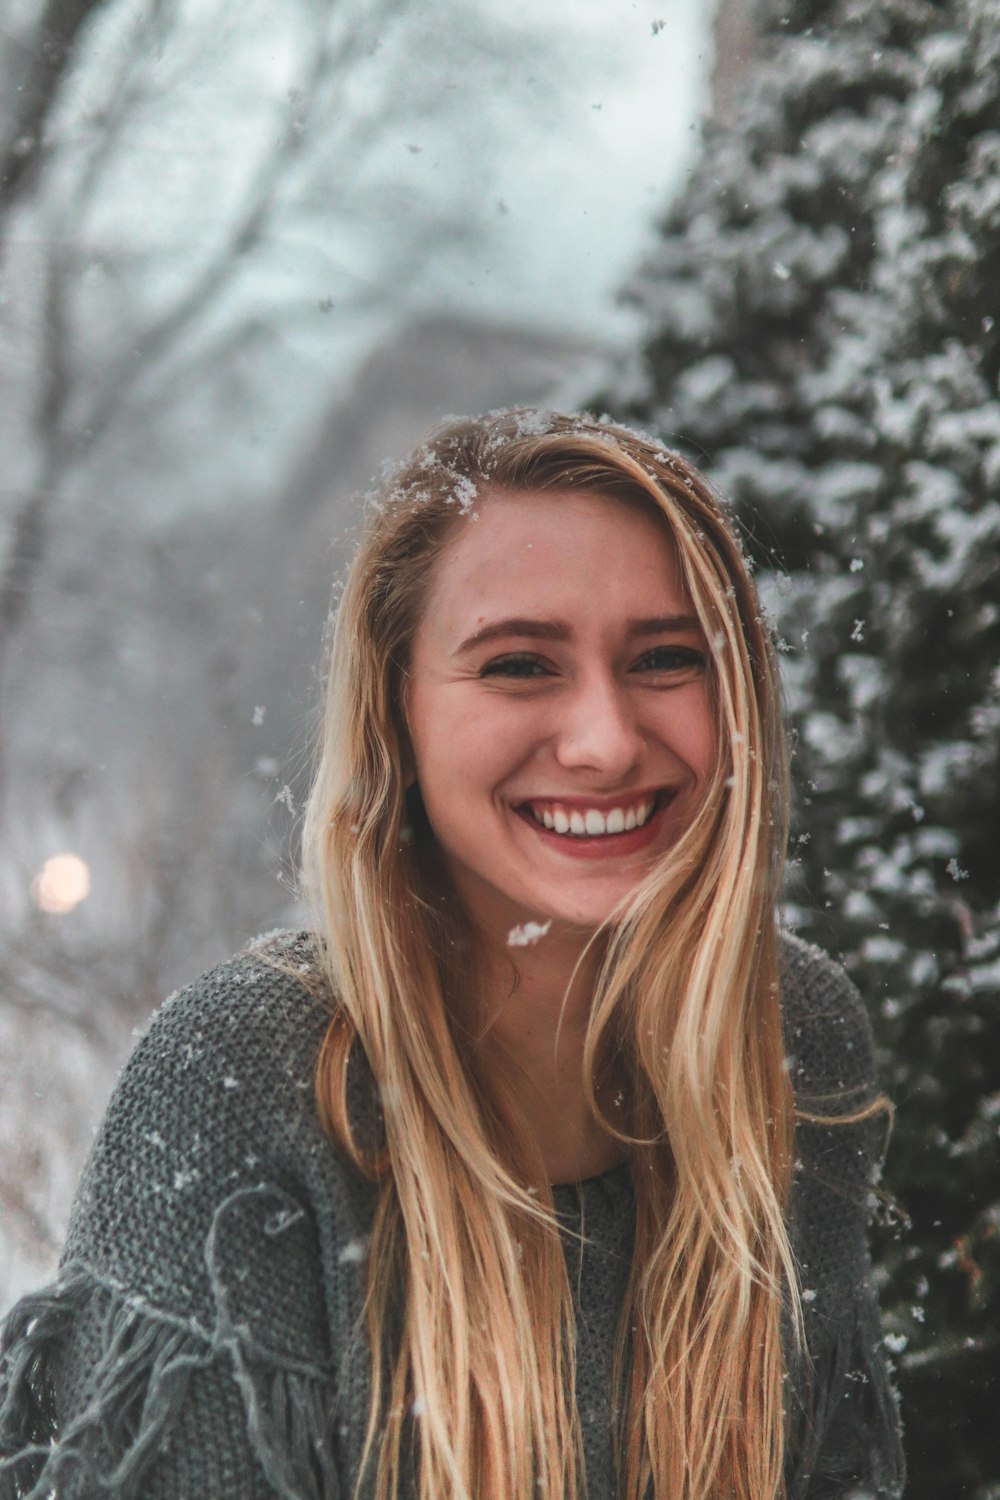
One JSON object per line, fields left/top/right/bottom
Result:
{"left": 598, "top": 0, "right": 1000, "bottom": 1490}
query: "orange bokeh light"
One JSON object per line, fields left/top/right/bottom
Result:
{"left": 31, "top": 853, "right": 91, "bottom": 914}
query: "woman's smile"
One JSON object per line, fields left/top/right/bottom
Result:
{"left": 509, "top": 787, "right": 674, "bottom": 862}
{"left": 519, "top": 790, "right": 659, "bottom": 836}
{"left": 405, "top": 486, "right": 715, "bottom": 938}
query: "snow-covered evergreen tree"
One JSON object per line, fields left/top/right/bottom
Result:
{"left": 599, "top": 0, "right": 1000, "bottom": 1491}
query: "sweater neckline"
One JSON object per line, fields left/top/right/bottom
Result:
{"left": 549, "top": 1157, "right": 633, "bottom": 1215}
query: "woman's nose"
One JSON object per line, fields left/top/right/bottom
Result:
{"left": 553, "top": 674, "right": 643, "bottom": 777}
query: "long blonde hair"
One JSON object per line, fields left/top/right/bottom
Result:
{"left": 301, "top": 409, "right": 797, "bottom": 1500}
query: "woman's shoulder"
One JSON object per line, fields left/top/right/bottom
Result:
{"left": 140, "top": 927, "right": 333, "bottom": 1064}
{"left": 78, "top": 928, "right": 334, "bottom": 1186}
{"left": 778, "top": 930, "right": 879, "bottom": 1104}
{"left": 61, "top": 931, "right": 372, "bottom": 1324}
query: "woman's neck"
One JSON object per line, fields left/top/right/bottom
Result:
{"left": 469, "top": 924, "right": 627, "bottom": 1185}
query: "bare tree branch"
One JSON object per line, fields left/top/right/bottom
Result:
{"left": 0, "top": 0, "right": 511, "bottom": 702}
{"left": 72, "top": 0, "right": 392, "bottom": 454}
{"left": 70, "top": 0, "right": 181, "bottom": 211}
{"left": 0, "top": 0, "right": 107, "bottom": 222}
{"left": 0, "top": 454, "right": 61, "bottom": 655}
{"left": 40, "top": 241, "right": 73, "bottom": 443}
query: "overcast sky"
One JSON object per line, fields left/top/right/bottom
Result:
{"left": 408, "top": 0, "right": 710, "bottom": 343}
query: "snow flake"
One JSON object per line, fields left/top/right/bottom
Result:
{"left": 448, "top": 476, "right": 478, "bottom": 515}
{"left": 512, "top": 409, "right": 554, "bottom": 437}
{"left": 339, "top": 1237, "right": 370, "bottom": 1265}
{"left": 507, "top": 920, "right": 552, "bottom": 947}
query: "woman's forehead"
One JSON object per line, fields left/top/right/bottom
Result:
{"left": 433, "top": 483, "right": 678, "bottom": 555}
{"left": 412, "top": 486, "right": 693, "bottom": 643}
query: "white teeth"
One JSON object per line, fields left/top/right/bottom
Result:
{"left": 528, "top": 797, "right": 659, "bottom": 837}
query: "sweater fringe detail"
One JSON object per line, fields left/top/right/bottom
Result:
{"left": 0, "top": 1265, "right": 340, "bottom": 1500}
{"left": 787, "top": 1278, "right": 906, "bottom": 1500}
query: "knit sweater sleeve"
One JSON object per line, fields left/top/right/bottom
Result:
{"left": 0, "top": 935, "right": 371, "bottom": 1500}
{"left": 780, "top": 935, "right": 906, "bottom": 1500}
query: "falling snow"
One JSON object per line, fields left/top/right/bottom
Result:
{"left": 507, "top": 920, "right": 553, "bottom": 947}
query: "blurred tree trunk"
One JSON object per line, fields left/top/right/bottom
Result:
{"left": 709, "top": 0, "right": 758, "bottom": 124}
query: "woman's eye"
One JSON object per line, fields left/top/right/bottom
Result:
{"left": 635, "top": 645, "right": 706, "bottom": 674}
{"left": 480, "top": 653, "right": 550, "bottom": 679}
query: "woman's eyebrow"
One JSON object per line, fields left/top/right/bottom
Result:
{"left": 627, "top": 614, "right": 702, "bottom": 637}
{"left": 455, "top": 618, "right": 570, "bottom": 654}
{"left": 455, "top": 614, "right": 702, "bottom": 655}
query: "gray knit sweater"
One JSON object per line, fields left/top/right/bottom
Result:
{"left": 0, "top": 931, "right": 904, "bottom": 1499}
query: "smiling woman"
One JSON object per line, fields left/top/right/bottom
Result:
{"left": 0, "top": 411, "right": 905, "bottom": 1500}
{"left": 405, "top": 487, "right": 715, "bottom": 938}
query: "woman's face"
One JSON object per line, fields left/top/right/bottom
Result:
{"left": 405, "top": 487, "right": 716, "bottom": 940}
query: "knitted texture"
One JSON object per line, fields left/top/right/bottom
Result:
{"left": 0, "top": 931, "right": 904, "bottom": 1499}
